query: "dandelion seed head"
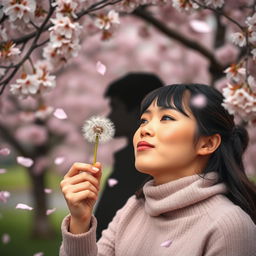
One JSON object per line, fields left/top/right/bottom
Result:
{"left": 82, "top": 116, "right": 115, "bottom": 143}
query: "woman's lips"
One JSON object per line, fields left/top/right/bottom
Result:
{"left": 137, "top": 141, "right": 155, "bottom": 151}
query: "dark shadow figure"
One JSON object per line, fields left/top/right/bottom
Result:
{"left": 95, "top": 72, "right": 164, "bottom": 240}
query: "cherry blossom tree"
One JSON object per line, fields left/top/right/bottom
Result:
{"left": 1, "top": 0, "right": 256, "bottom": 239}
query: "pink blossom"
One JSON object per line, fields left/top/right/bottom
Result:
{"left": 53, "top": 108, "right": 68, "bottom": 119}
{"left": 15, "top": 124, "right": 48, "bottom": 146}
{"left": 160, "top": 239, "right": 172, "bottom": 248}
{"left": 16, "top": 203, "right": 33, "bottom": 210}
{"left": 108, "top": 178, "right": 118, "bottom": 187}
{"left": 96, "top": 61, "right": 106, "bottom": 75}
{"left": 215, "top": 44, "right": 239, "bottom": 66}
{"left": 2, "top": 233, "right": 10, "bottom": 244}
{"left": 0, "top": 147, "right": 10, "bottom": 156}
{"left": 35, "top": 106, "right": 54, "bottom": 120}
{"left": 17, "top": 156, "right": 34, "bottom": 168}
{"left": 33, "top": 157, "right": 49, "bottom": 175}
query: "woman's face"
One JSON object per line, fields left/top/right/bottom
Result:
{"left": 133, "top": 100, "right": 201, "bottom": 183}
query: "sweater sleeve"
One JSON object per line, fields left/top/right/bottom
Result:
{"left": 59, "top": 196, "right": 136, "bottom": 256}
{"left": 205, "top": 207, "right": 256, "bottom": 256}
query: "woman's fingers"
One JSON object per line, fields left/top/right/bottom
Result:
{"left": 64, "top": 162, "right": 101, "bottom": 179}
{"left": 63, "top": 181, "right": 98, "bottom": 195}
{"left": 65, "top": 190, "right": 98, "bottom": 204}
{"left": 68, "top": 171, "right": 99, "bottom": 188}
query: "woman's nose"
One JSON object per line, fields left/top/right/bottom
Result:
{"left": 140, "top": 123, "right": 154, "bottom": 137}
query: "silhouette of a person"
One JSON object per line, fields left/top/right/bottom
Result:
{"left": 95, "top": 72, "right": 164, "bottom": 239}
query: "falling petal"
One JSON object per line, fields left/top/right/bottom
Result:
{"left": 190, "top": 94, "right": 207, "bottom": 108}
{"left": 46, "top": 208, "right": 56, "bottom": 215}
{"left": 33, "top": 252, "right": 44, "bottom": 256}
{"left": 17, "top": 156, "right": 34, "bottom": 167}
{"left": 53, "top": 108, "right": 67, "bottom": 119}
{"left": 160, "top": 239, "right": 172, "bottom": 248}
{"left": 0, "top": 191, "right": 10, "bottom": 203}
{"left": 16, "top": 203, "right": 33, "bottom": 211}
{"left": 54, "top": 156, "right": 65, "bottom": 165}
{"left": 0, "top": 148, "right": 10, "bottom": 156}
{"left": 108, "top": 178, "right": 118, "bottom": 187}
{"left": 44, "top": 188, "right": 52, "bottom": 194}
{"left": 0, "top": 168, "right": 7, "bottom": 174}
{"left": 190, "top": 20, "right": 211, "bottom": 33}
{"left": 96, "top": 61, "right": 106, "bottom": 75}
{"left": 2, "top": 233, "right": 10, "bottom": 244}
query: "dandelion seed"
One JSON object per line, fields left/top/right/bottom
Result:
{"left": 82, "top": 116, "right": 115, "bottom": 164}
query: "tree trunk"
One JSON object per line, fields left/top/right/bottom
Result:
{"left": 28, "top": 168, "right": 55, "bottom": 239}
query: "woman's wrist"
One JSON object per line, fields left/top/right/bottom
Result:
{"left": 69, "top": 215, "right": 91, "bottom": 234}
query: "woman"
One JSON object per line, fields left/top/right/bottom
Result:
{"left": 60, "top": 83, "right": 256, "bottom": 256}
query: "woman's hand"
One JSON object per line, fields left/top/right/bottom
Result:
{"left": 60, "top": 162, "right": 102, "bottom": 234}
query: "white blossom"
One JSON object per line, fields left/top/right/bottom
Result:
{"left": 251, "top": 48, "right": 256, "bottom": 60}
{"left": 224, "top": 64, "right": 246, "bottom": 83}
{"left": 222, "top": 84, "right": 256, "bottom": 122}
{"left": 230, "top": 32, "right": 246, "bottom": 47}
{"left": 205, "top": 0, "right": 224, "bottom": 8}
{"left": 2, "top": 0, "right": 36, "bottom": 23}
{"left": 10, "top": 73, "right": 40, "bottom": 98}
{"left": 248, "top": 76, "right": 256, "bottom": 93}
{"left": 172, "top": 0, "right": 198, "bottom": 12}
{"left": 94, "top": 10, "right": 120, "bottom": 30}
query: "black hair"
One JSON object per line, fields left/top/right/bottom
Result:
{"left": 104, "top": 72, "right": 164, "bottom": 111}
{"left": 135, "top": 83, "right": 256, "bottom": 224}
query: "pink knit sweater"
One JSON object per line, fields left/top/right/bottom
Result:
{"left": 59, "top": 172, "right": 256, "bottom": 256}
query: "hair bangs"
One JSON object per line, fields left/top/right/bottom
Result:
{"left": 140, "top": 84, "right": 190, "bottom": 117}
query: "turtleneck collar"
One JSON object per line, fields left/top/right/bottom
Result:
{"left": 143, "top": 172, "right": 227, "bottom": 217}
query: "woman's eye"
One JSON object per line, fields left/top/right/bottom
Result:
{"left": 161, "top": 115, "right": 175, "bottom": 121}
{"left": 139, "top": 118, "right": 147, "bottom": 125}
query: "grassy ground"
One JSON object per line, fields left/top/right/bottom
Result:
{"left": 0, "top": 165, "right": 111, "bottom": 256}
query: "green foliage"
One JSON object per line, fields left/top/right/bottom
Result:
{"left": 0, "top": 209, "right": 68, "bottom": 256}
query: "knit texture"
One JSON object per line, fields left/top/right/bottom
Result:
{"left": 59, "top": 172, "right": 256, "bottom": 256}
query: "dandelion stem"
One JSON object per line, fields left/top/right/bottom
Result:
{"left": 93, "top": 134, "right": 99, "bottom": 164}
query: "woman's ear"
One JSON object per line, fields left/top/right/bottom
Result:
{"left": 197, "top": 134, "right": 221, "bottom": 156}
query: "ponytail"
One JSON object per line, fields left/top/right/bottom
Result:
{"left": 204, "top": 125, "right": 256, "bottom": 224}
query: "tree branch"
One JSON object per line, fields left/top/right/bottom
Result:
{"left": 132, "top": 7, "right": 224, "bottom": 78}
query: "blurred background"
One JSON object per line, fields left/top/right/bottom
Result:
{"left": 1, "top": 1, "right": 256, "bottom": 255}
